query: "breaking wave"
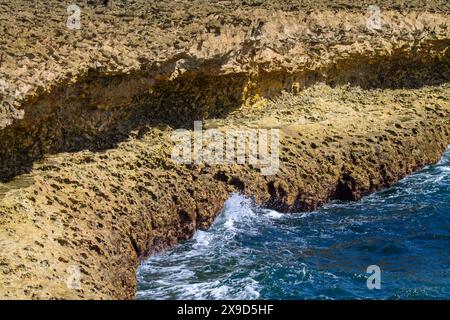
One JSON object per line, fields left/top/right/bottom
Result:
{"left": 137, "top": 147, "right": 450, "bottom": 300}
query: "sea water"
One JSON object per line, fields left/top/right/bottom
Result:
{"left": 137, "top": 147, "right": 450, "bottom": 300}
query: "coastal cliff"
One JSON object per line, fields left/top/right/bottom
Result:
{"left": 0, "top": 0, "right": 449, "bottom": 299}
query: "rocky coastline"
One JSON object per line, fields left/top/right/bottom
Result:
{"left": 0, "top": 1, "right": 449, "bottom": 299}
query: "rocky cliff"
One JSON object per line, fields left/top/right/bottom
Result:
{"left": 0, "top": 0, "right": 449, "bottom": 299}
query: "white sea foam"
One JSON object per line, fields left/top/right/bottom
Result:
{"left": 192, "top": 230, "right": 212, "bottom": 248}
{"left": 264, "top": 209, "right": 283, "bottom": 219}
{"left": 137, "top": 147, "right": 450, "bottom": 300}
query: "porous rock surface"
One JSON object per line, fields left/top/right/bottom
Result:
{"left": 0, "top": 0, "right": 449, "bottom": 299}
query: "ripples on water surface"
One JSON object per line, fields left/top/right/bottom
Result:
{"left": 137, "top": 147, "right": 450, "bottom": 300}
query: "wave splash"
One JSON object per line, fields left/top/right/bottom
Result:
{"left": 137, "top": 147, "right": 450, "bottom": 300}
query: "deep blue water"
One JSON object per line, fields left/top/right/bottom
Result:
{"left": 137, "top": 147, "right": 450, "bottom": 300}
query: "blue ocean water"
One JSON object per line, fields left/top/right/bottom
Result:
{"left": 137, "top": 147, "right": 450, "bottom": 300}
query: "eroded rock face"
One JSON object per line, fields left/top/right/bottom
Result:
{"left": 0, "top": 1, "right": 449, "bottom": 299}
{"left": 0, "top": 0, "right": 448, "bottom": 180}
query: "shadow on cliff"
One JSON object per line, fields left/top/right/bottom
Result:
{"left": 0, "top": 49, "right": 448, "bottom": 183}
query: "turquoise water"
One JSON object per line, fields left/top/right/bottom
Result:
{"left": 137, "top": 147, "right": 450, "bottom": 300}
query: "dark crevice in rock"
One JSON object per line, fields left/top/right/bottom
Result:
{"left": 334, "top": 172, "right": 357, "bottom": 201}
{"left": 129, "top": 234, "right": 142, "bottom": 260}
{"left": 229, "top": 176, "right": 245, "bottom": 190}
